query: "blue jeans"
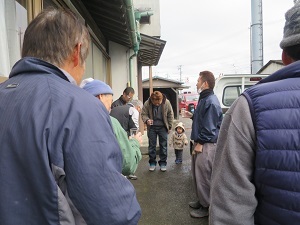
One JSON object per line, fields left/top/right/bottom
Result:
{"left": 148, "top": 126, "right": 168, "bottom": 166}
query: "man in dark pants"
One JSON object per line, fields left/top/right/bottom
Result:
{"left": 141, "top": 91, "right": 174, "bottom": 172}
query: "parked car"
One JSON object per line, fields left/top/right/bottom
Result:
{"left": 178, "top": 92, "right": 199, "bottom": 113}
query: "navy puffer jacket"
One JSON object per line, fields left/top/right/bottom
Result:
{"left": 243, "top": 60, "right": 300, "bottom": 225}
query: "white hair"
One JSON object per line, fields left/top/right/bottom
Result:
{"left": 130, "top": 99, "right": 143, "bottom": 109}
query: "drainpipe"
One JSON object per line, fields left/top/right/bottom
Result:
{"left": 129, "top": 52, "right": 136, "bottom": 87}
{"left": 125, "top": 0, "right": 140, "bottom": 53}
{"left": 124, "top": 0, "right": 140, "bottom": 87}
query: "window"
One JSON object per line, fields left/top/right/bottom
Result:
{"left": 222, "top": 85, "right": 252, "bottom": 106}
{"left": 43, "top": 0, "right": 58, "bottom": 9}
{"left": 83, "top": 42, "right": 108, "bottom": 82}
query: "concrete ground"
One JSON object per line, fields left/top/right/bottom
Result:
{"left": 130, "top": 116, "right": 209, "bottom": 225}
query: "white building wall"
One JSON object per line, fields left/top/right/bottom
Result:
{"left": 0, "top": 0, "right": 24, "bottom": 77}
{"left": 258, "top": 64, "right": 284, "bottom": 74}
{"left": 109, "top": 41, "right": 138, "bottom": 100}
{"left": 133, "top": 0, "right": 161, "bottom": 37}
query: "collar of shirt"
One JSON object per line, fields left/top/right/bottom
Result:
{"left": 58, "top": 68, "right": 77, "bottom": 85}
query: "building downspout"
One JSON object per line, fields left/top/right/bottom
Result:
{"left": 129, "top": 52, "right": 136, "bottom": 87}
{"left": 125, "top": 0, "right": 140, "bottom": 53}
{"left": 124, "top": 0, "right": 140, "bottom": 86}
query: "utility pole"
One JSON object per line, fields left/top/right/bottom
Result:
{"left": 178, "top": 65, "right": 183, "bottom": 82}
{"left": 250, "top": 0, "right": 263, "bottom": 74}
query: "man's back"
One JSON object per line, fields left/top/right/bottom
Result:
{"left": 243, "top": 66, "right": 300, "bottom": 224}
{"left": 110, "top": 104, "right": 137, "bottom": 134}
{"left": 0, "top": 58, "right": 141, "bottom": 224}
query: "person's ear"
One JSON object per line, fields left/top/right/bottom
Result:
{"left": 204, "top": 81, "right": 209, "bottom": 89}
{"left": 282, "top": 50, "right": 294, "bottom": 65}
{"left": 72, "top": 43, "right": 82, "bottom": 67}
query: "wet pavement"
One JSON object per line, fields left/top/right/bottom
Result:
{"left": 130, "top": 116, "right": 209, "bottom": 225}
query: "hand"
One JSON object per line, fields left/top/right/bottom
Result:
{"left": 184, "top": 111, "right": 193, "bottom": 118}
{"left": 132, "top": 132, "right": 143, "bottom": 145}
{"left": 193, "top": 143, "right": 203, "bottom": 153}
{"left": 147, "top": 119, "right": 153, "bottom": 125}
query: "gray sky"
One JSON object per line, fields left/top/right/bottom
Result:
{"left": 144, "top": 0, "right": 295, "bottom": 91}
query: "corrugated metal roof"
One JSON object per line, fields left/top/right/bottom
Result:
{"left": 80, "top": 0, "right": 165, "bottom": 66}
{"left": 138, "top": 34, "right": 166, "bottom": 66}
{"left": 81, "top": 0, "right": 132, "bottom": 47}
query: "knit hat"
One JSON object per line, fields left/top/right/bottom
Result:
{"left": 175, "top": 122, "right": 185, "bottom": 132}
{"left": 80, "top": 78, "right": 113, "bottom": 96}
{"left": 280, "top": 2, "right": 300, "bottom": 48}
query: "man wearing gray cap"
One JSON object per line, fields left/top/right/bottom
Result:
{"left": 210, "top": 3, "right": 300, "bottom": 225}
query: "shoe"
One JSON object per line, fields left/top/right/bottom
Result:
{"left": 149, "top": 164, "right": 156, "bottom": 171}
{"left": 160, "top": 165, "right": 167, "bottom": 172}
{"left": 189, "top": 201, "right": 201, "bottom": 209}
{"left": 190, "top": 207, "right": 209, "bottom": 218}
{"left": 127, "top": 174, "right": 137, "bottom": 180}
{"left": 175, "top": 159, "right": 179, "bottom": 164}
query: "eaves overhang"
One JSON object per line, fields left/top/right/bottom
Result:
{"left": 138, "top": 34, "right": 166, "bottom": 66}
{"left": 81, "top": 0, "right": 132, "bottom": 48}
{"left": 73, "top": 0, "right": 166, "bottom": 65}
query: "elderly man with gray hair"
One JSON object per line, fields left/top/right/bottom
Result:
{"left": 127, "top": 99, "right": 144, "bottom": 129}
{"left": 0, "top": 8, "right": 141, "bottom": 225}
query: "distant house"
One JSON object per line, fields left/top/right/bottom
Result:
{"left": 256, "top": 60, "right": 284, "bottom": 74}
{"left": 142, "top": 76, "right": 189, "bottom": 119}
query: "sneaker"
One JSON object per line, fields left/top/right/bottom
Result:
{"left": 190, "top": 207, "right": 209, "bottom": 218}
{"left": 149, "top": 164, "right": 156, "bottom": 171}
{"left": 189, "top": 200, "right": 201, "bottom": 209}
{"left": 175, "top": 159, "right": 179, "bottom": 164}
{"left": 127, "top": 174, "right": 137, "bottom": 180}
{"left": 160, "top": 165, "right": 167, "bottom": 172}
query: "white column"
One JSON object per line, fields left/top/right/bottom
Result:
{"left": 6, "top": 0, "right": 21, "bottom": 69}
{"left": 0, "top": 0, "right": 10, "bottom": 77}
